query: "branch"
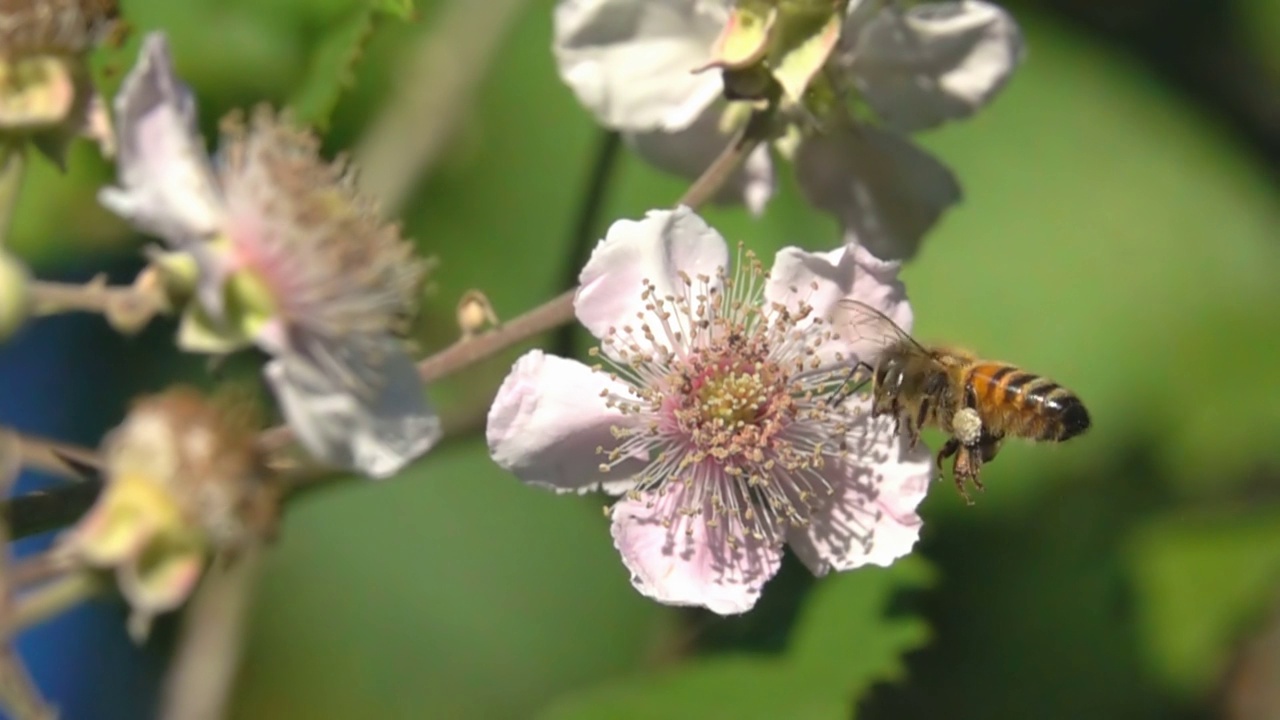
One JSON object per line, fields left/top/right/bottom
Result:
{"left": 159, "top": 545, "right": 263, "bottom": 720}
{"left": 676, "top": 106, "right": 772, "bottom": 210}
{"left": 8, "top": 571, "right": 102, "bottom": 632}
{"left": 29, "top": 270, "right": 169, "bottom": 334}
{"left": 13, "top": 431, "right": 100, "bottom": 481}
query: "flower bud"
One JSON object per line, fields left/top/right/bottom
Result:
{"left": 456, "top": 289, "right": 497, "bottom": 337}
{"left": 0, "top": 248, "right": 31, "bottom": 342}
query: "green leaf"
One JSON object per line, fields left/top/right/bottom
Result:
{"left": 1125, "top": 507, "right": 1280, "bottom": 697}
{"left": 539, "top": 657, "right": 847, "bottom": 720}
{"left": 373, "top": 0, "right": 416, "bottom": 20}
{"left": 788, "top": 557, "right": 934, "bottom": 697}
{"left": 541, "top": 559, "right": 933, "bottom": 719}
{"left": 288, "top": 7, "right": 378, "bottom": 130}
{"left": 233, "top": 438, "right": 670, "bottom": 720}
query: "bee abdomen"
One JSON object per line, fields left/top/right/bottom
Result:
{"left": 1035, "top": 390, "right": 1091, "bottom": 441}
{"left": 1017, "top": 377, "right": 1090, "bottom": 441}
{"left": 972, "top": 364, "right": 1091, "bottom": 442}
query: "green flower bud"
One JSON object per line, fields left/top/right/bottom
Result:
{"left": 0, "top": 248, "right": 31, "bottom": 342}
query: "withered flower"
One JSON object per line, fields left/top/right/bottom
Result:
{"left": 58, "top": 387, "right": 277, "bottom": 641}
{"left": 0, "top": 0, "right": 118, "bottom": 164}
{"left": 99, "top": 33, "right": 443, "bottom": 478}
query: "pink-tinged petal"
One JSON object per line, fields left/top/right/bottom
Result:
{"left": 487, "top": 350, "right": 644, "bottom": 495}
{"left": 554, "top": 0, "right": 728, "bottom": 132}
{"left": 611, "top": 488, "right": 783, "bottom": 614}
{"left": 117, "top": 542, "right": 205, "bottom": 615}
{"left": 576, "top": 207, "right": 730, "bottom": 347}
{"left": 97, "top": 33, "right": 223, "bottom": 248}
{"left": 794, "top": 124, "right": 960, "bottom": 260}
{"left": 264, "top": 340, "right": 442, "bottom": 479}
{"left": 628, "top": 110, "right": 775, "bottom": 214}
{"left": 764, "top": 243, "right": 912, "bottom": 366}
{"left": 848, "top": 1, "right": 1025, "bottom": 133}
{"left": 788, "top": 404, "right": 932, "bottom": 575}
{"left": 118, "top": 541, "right": 206, "bottom": 642}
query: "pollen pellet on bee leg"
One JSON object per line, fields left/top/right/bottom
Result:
{"left": 952, "top": 407, "right": 982, "bottom": 445}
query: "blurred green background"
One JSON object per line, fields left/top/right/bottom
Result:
{"left": 9, "top": 0, "right": 1280, "bottom": 717}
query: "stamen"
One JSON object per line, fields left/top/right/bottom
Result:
{"left": 591, "top": 256, "right": 869, "bottom": 543}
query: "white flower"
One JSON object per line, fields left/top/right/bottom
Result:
{"left": 99, "top": 33, "right": 442, "bottom": 478}
{"left": 487, "top": 207, "right": 932, "bottom": 613}
{"left": 554, "top": 0, "right": 1024, "bottom": 258}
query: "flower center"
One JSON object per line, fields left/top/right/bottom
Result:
{"left": 592, "top": 252, "right": 860, "bottom": 544}
{"left": 695, "top": 364, "right": 768, "bottom": 427}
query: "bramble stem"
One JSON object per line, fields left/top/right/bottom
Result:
{"left": 9, "top": 570, "right": 102, "bottom": 632}
{"left": 159, "top": 546, "right": 263, "bottom": 720}
{"left": 676, "top": 107, "right": 772, "bottom": 210}
{"left": 11, "top": 430, "right": 99, "bottom": 480}
{"left": 8, "top": 552, "right": 74, "bottom": 591}
{"left": 0, "top": 648, "right": 53, "bottom": 720}
{"left": 412, "top": 106, "right": 774, "bottom": 383}
{"left": 29, "top": 271, "right": 169, "bottom": 334}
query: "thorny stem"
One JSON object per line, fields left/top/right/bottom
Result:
{"left": 13, "top": 431, "right": 100, "bottom": 480}
{"left": 9, "top": 570, "right": 102, "bottom": 633}
{"left": 677, "top": 107, "right": 772, "bottom": 210}
{"left": 0, "top": 649, "right": 53, "bottom": 720}
{"left": 159, "top": 545, "right": 263, "bottom": 720}
{"left": 0, "top": 437, "right": 53, "bottom": 720}
{"left": 2, "top": 483, "right": 102, "bottom": 541}
{"left": 553, "top": 130, "right": 623, "bottom": 355}
{"left": 410, "top": 106, "right": 774, "bottom": 384}
{"left": 8, "top": 552, "right": 74, "bottom": 591}
{"left": 29, "top": 272, "right": 170, "bottom": 334}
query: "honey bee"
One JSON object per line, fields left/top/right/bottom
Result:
{"left": 830, "top": 300, "right": 1091, "bottom": 502}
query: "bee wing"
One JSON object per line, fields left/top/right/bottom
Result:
{"left": 829, "top": 299, "right": 931, "bottom": 362}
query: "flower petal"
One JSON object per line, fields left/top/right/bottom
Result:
{"left": 576, "top": 207, "right": 730, "bottom": 348}
{"left": 627, "top": 108, "right": 775, "bottom": 214}
{"left": 97, "top": 32, "right": 223, "bottom": 247}
{"left": 487, "top": 350, "right": 643, "bottom": 495}
{"left": 794, "top": 124, "right": 960, "bottom": 260}
{"left": 117, "top": 536, "right": 206, "bottom": 642}
{"left": 764, "top": 242, "right": 913, "bottom": 367}
{"left": 264, "top": 343, "right": 442, "bottom": 479}
{"left": 117, "top": 536, "right": 206, "bottom": 615}
{"left": 848, "top": 1, "right": 1025, "bottom": 133}
{"left": 553, "top": 0, "right": 727, "bottom": 131}
{"left": 788, "top": 402, "right": 932, "bottom": 575}
{"left": 611, "top": 488, "right": 783, "bottom": 614}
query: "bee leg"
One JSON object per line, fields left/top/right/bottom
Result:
{"left": 935, "top": 437, "right": 960, "bottom": 471}
{"left": 978, "top": 434, "right": 1003, "bottom": 464}
{"left": 952, "top": 432, "right": 1004, "bottom": 502}
{"left": 969, "top": 434, "right": 1003, "bottom": 495}
{"left": 911, "top": 397, "right": 932, "bottom": 449}
{"left": 896, "top": 409, "right": 923, "bottom": 448}
{"left": 951, "top": 447, "right": 980, "bottom": 505}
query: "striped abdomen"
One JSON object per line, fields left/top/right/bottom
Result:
{"left": 965, "top": 362, "right": 1090, "bottom": 442}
